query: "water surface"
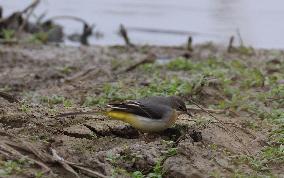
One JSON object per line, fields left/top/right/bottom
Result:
{"left": 1, "top": 0, "right": 284, "bottom": 48}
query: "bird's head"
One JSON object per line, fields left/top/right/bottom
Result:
{"left": 169, "top": 96, "right": 191, "bottom": 116}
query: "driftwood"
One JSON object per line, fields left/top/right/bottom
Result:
{"left": 64, "top": 66, "right": 111, "bottom": 83}
{"left": 122, "top": 54, "right": 156, "bottom": 73}
{"left": 17, "top": 0, "right": 41, "bottom": 33}
{"left": 227, "top": 36, "right": 234, "bottom": 53}
{"left": 46, "top": 15, "right": 89, "bottom": 26}
{"left": 46, "top": 16, "right": 94, "bottom": 45}
{"left": 119, "top": 24, "right": 134, "bottom": 47}
{"left": 0, "top": 0, "right": 40, "bottom": 30}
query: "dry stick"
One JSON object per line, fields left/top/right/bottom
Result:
{"left": 227, "top": 36, "right": 234, "bottom": 53}
{"left": 51, "top": 149, "right": 79, "bottom": 178}
{"left": 0, "top": 132, "right": 105, "bottom": 177}
{"left": 18, "top": 0, "right": 41, "bottom": 33}
{"left": 46, "top": 15, "right": 89, "bottom": 26}
{"left": 21, "top": 0, "right": 40, "bottom": 14}
{"left": 65, "top": 67, "right": 111, "bottom": 83}
{"left": 0, "top": 142, "right": 53, "bottom": 175}
{"left": 51, "top": 148, "right": 108, "bottom": 178}
{"left": 6, "top": 141, "right": 53, "bottom": 162}
{"left": 67, "top": 164, "right": 108, "bottom": 178}
{"left": 123, "top": 56, "right": 155, "bottom": 73}
{"left": 0, "top": 6, "right": 2, "bottom": 19}
{"left": 119, "top": 24, "right": 134, "bottom": 47}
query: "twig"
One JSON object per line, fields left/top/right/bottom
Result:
{"left": 126, "top": 26, "right": 221, "bottom": 37}
{"left": 68, "top": 163, "right": 108, "bottom": 178}
{"left": 0, "top": 134, "right": 106, "bottom": 178}
{"left": 0, "top": 141, "right": 53, "bottom": 175}
{"left": 65, "top": 67, "right": 111, "bottom": 83}
{"left": 51, "top": 148, "right": 107, "bottom": 178}
{"left": 122, "top": 54, "right": 156, "bottom": 73}
{"left": 0, "top": 6, "right": 3, "bottom": 19}
{"left": 119, "top": 24, "right": 134, "bottom": 47}
{"left": 227, "top": 36, "right": 234, "bottom": 53}
{"left": 51, "top": 149, "right": 79, "bottom": 178}
{"left": 6, "top": 141, "right": 53, "bottom": 162}
{"left": 20, "top": 0, "right": 40, "bottom": 14}
{"left": 81, "top": 23, "right": 94, "bottom": 46}
{"left": 46, "top": 15, "right": 89, "bottom": 26}
{"left": 18, "top": 0, "right": 41, "bottom": 33}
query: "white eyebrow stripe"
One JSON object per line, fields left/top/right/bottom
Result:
{"left": 109, "top": 106, "right": 128, "bottom": 110}
{"left": 126, "top": 103, "right": 141, "bottom": 107}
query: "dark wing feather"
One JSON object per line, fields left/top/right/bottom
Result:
{"left": 107, "top": 101, "right": 168, "bottom": 119}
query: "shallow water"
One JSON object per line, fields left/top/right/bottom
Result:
{"left": 1, "top": 0, "right": 284, "bottom": 48}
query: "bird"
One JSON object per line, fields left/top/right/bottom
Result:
{"left": 56, "top": 96, "right": 190, "bottom": 133}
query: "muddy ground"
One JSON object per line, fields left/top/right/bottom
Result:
{"left": 0, "top": 43, "right": 283, "bottom": 178}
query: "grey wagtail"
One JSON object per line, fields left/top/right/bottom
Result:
{"left": 56, "top": 96, "right": 190, "bottom": 133}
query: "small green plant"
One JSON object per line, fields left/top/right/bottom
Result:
{"left": 106, "top": 153, "right": 118, "bottom": 164}
{"left": 34, "top": 171, "right": 44, "bottom": 178}
{"left": 0, "top": 157, "right": 33, "bottom": 176}
{"left": 40, "top": 95, "right": 72, "bottom": 108}
{"left": 165, "top": 147, "right": 177, "bottom": 157}
{"left": 20, "top": 104, "right": 30, "bottom": 112}
{"left": 148, "top": 159, "right": 163, "bottom": 178}
{"left": 1, "top": 29, "right": 15, "bottom": 40}
{"left": 238, "top": 45, "right": 254, "bottom": 55}
{"left": 132, "top": 171, "right": 145, "bottom": 178}
{"left": 167, "top": 58, "right": 194, "bottom": 71}
{"left": 2, "top": 160, "right": 23, "bottom": 175}
{"left": 63, "top": 99, "right": 72, "bottom": 108}
{"left": 29, "top": 32, "right": 48, "bottom": 44}
{"left": 57, "top": 66, "right": 73, "bottom": 74}
{"left": 209, "top": 170, "right": 221, "bottom": 178}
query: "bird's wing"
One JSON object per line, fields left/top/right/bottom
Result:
{"left": 107, "top": 100, "right": 169, "bottom": 119}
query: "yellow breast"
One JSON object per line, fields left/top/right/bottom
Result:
{"left": 106, "top": 110, "right": 178, "bottom": 133}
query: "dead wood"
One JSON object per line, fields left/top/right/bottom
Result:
{"left": 122, "top": 53, "right": 156, "bottom": 73}
{"left": 18, "top": 0, "right": 41, "bottom": 33}
{"left": 0, "top": 132, "right": 107, "bottom": 178}
{"left": 119, "top": 24, "right": 134, "bottom": 47}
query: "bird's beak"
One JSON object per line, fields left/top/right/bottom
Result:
{"left": 184, "top": 109, "right": 192, "bottom": 117}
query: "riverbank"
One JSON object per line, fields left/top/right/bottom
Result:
{"left": 0, "top": 43, "right": 283, "bottom": 177}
